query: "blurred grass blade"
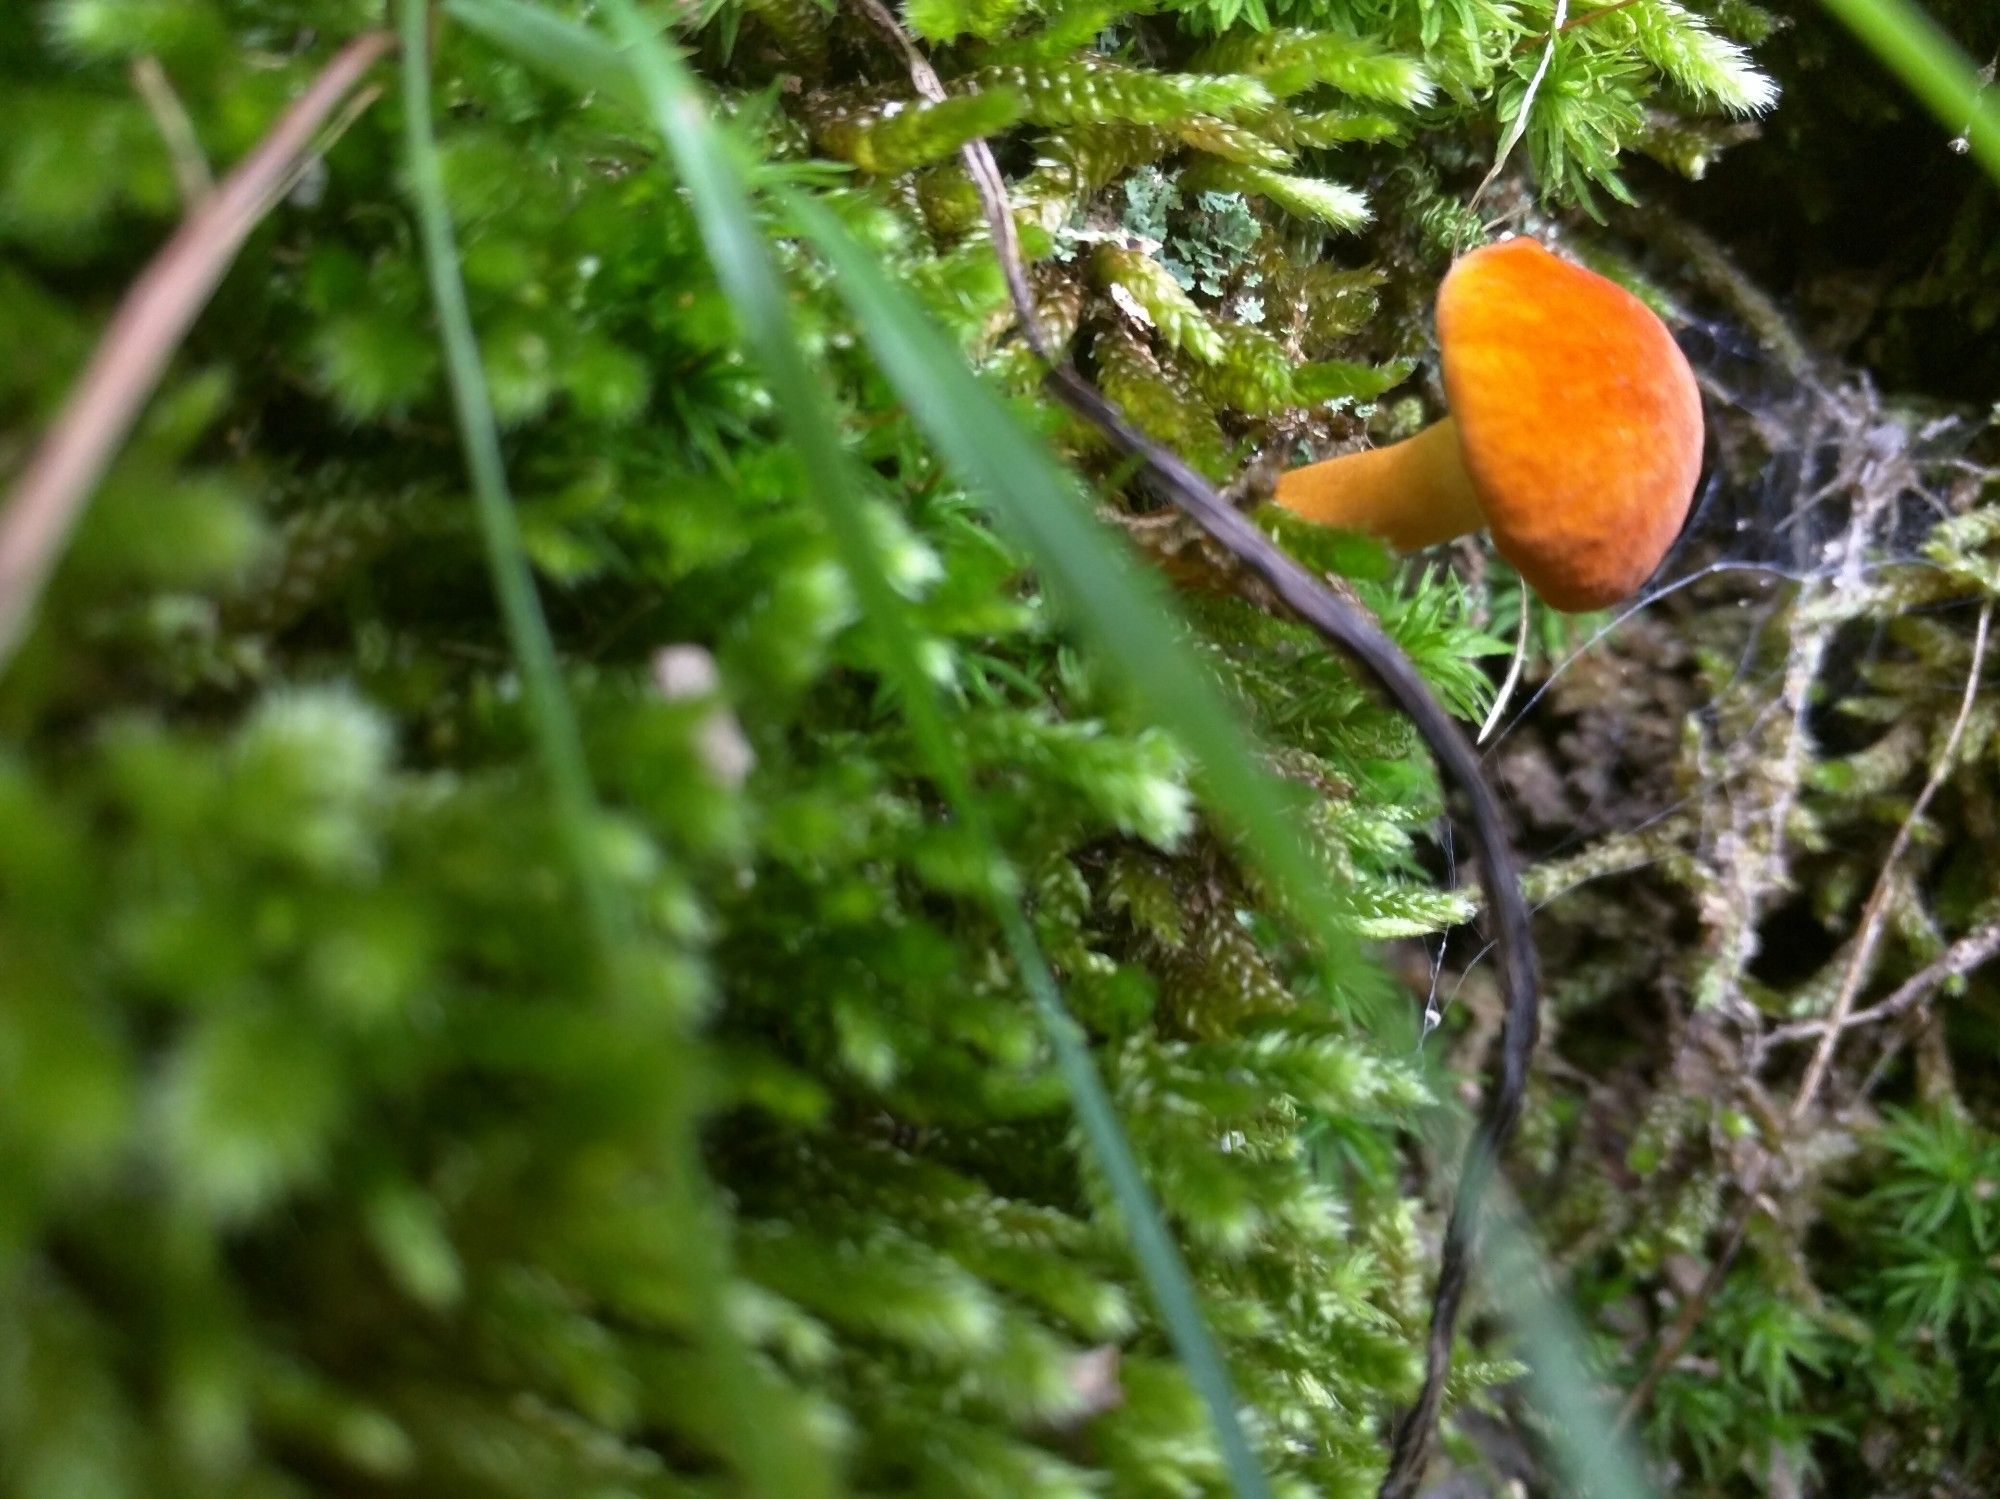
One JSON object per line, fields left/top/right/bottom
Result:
{"left": 784, "top": 189, "right": 1359, "bottom": 956}
{"left": 398, "top": 8, "right": 832, "bottom": 1497}
{"left": 1820, "top": 0, "right": 2000, "bottom": 184}
{"left": 443, "top": 0, "right": 1353, "bottom": 965}
{"left": 397, "top": 0, "right": 620, "bottom": 953}
{"left": 1483, "top": 1183, "right": 1658, "bottom": 1499}
{"left": 440, "top": 0, "right": 646, "bottom": 110}
{"left": 451, "top": 0, "right": 1280, "bottom": 1491}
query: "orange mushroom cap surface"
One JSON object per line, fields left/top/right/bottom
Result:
{"left": 1437, "top": 238, "right": 1703, "bottom": 611}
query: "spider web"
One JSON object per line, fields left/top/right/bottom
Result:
{"left": 1420, "top": 273, "right": 1999, "bottom": 1036}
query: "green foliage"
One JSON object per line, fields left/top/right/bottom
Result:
{"left": 1182, "top": 160, "right": 1372, "bottom": 229}
{"left": 1095, "top": 324, "right": 1235, "bottom": 477}
{"left": 965, "top": 58, "right": 1274, "bottom": 127}
{"left": 1506, "top": 45, "right": 1653, "bottom": 213}
{"left": 1192, "top": 28, "right": 1436, "bottom": 106}
{"left": 0, "top": 0, "right": 1788, "bottom": 1492}
{"left": 1095, "top": 244, "right": 1227, "bottom": 362}
{"left": 1481, "top": 0, "right": 1780, "bottom": 212}
{"left": 1641, "top": 1106, "right": 2000, "bottom": 1490}
{"left": 1161, "top": 188, "right": 1263, "bottom": 298}
{"left": 908, "top": 0, "right": 1034, "bottom": 43}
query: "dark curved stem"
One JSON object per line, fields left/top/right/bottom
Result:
{"left": 1050, "top": 365, "right": 1539, "bottom": 1499}
{"left": 837, "top": 5, "right": 1541, "bottom": 1490}
{"left": 838, "top": 4, "right": 1542, "bottom": 1491}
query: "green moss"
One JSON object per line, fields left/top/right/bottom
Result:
{"left": 0, "top": 0, "right": 1791, "bottom": 1493}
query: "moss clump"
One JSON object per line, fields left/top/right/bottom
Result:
{"left": 0, "top": 0, "right": 1781, "bottom": 1495}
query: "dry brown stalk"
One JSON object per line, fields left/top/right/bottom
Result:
{"left": 131, "top": 56, "right": 215, "bottom": 205}
{"left": 0, "top": 29, "right": 395, "bottom": 673}
{"left": 1764, "top": 916, "right": 2000, "bottom": 1055}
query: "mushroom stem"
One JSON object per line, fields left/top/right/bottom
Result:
{"left": 1273, "top": 418, "right": 1486, "bottom": 552}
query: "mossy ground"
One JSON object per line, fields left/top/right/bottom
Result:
{"left": 3, "top": 1, "right": 1997, "bottom": 1496}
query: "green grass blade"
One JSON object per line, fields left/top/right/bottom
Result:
{"left": 597, "top": 11, "right": 1280, "bottom": 1495}
{"left": 397, "top": 0, "right": 621, "bottom": 954}
{"left": 398, "top": 10, "right": 833, "bottom": 1497}
{"left": 431, "top": 0, "right": 646, "bottom": 110}
{"left": 438, "top": 4, "right": 1345, "bottom": 966}
{"left": 782, "top": 190, "right": 1357, "bottom": 953}
{"left": 1820, "top": 0, "right": 2000, "bottom": 185}
{"left": 447, "top": 0, "right": 1281, "bottom": 1490}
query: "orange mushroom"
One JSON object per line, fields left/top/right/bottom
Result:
{"left": 1275, "top": 237, "right": 1704, "bottom": 612}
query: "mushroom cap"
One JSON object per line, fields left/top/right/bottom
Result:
{"left": 1436, "top": 238, "right": 1703, "bottom": 612}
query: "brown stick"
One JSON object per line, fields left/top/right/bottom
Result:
{"left": 1613, "top": 1186, "right": 1760, "bottom": 1429}
{"left": 842, "top": 6, "right": 1540, "bottom": 1494}
{"left": 0, "top": 30, "right": 395, "bottom": 673}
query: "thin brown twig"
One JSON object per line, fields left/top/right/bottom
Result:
{"left": 1788, "top": 599, "right": 1990, "bottom": 1115}
{"left": 0, "top": 29, "right": 395, "bottom": 674}
{"left": 843, "top": 4, "right": 1540, "bottom": 1493}
{"left": 274, "top": 81, "right": 385, "bottom": 207}
{"left": 1612, "top": 1187, "right": 1759, "bottom": 1430}
{"left": 1618, "top": 597, "right": 1993, "bottom": 1430}
{"left": 1764, "top": 916, "right": 2000, "bottom": 1054}
{"left": 1856, "top": 938, "right": 1998, "bottom": 1106}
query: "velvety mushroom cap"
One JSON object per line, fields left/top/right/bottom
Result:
{"left": 1437, "top": 238, "right": 1704, "bottom": 612}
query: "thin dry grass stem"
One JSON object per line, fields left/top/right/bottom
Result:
{"left": 0, "top": 29, "right": 395, "bottom": 675}
{"left": 1767, "top": 915, "right": 2000, "bottom": 1055}
{"left": 1613, "top": 1191, "right": 1758, "bottom": 1429}
{"left": 1478, "top": 601, "right": 1533, "bottom": 744}
{"left": 1479, "top": 0, "right": 1567, "bottom": 203}
{"left": 1857, "top": 920, "right": 2000, "bottom": 1102}
{"left": 843, "top": 6, "right": 1541, "bottom": 1493}
{"left": 1786, "top": 598, "right": 1991, "bottom": 1118}
{"left": 844, "top": 0, "right": 1050, "bottom": 362}
{"left": 274, "top": 80, "right": 385, "bottom": 205}
{"left": 132, "top": 56, "right": 214, "bottom": 204}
